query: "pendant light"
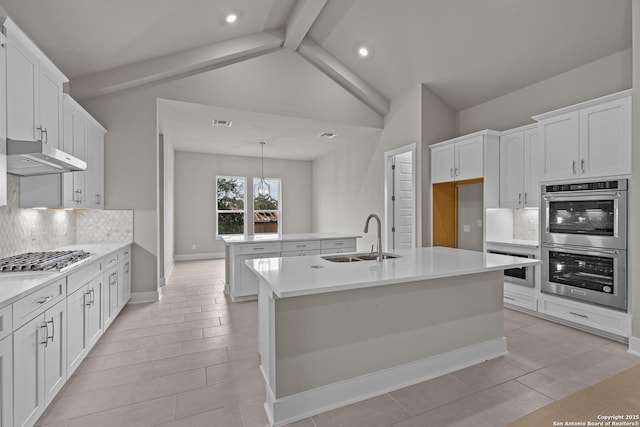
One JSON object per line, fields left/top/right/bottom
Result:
{"left": 255, "top": 141, "right": 270, "bottom": 197}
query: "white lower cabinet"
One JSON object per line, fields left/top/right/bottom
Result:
{"left": 320, "top": 239, "right": 357, "bottom": 254}
{"left": 0, "top": 334, "right": 13, "bottom": 427}
{"left": 118, "top": 249, "right": 131, "bottom": 307}
{"left": 235, "top": 252, "right": 280, "bottom": 300}
{"left": 503, "top": 284, "right": 537, "bottom": 312}
{"left": 13, "top": 298, "right": 66, "bottom": 427}
{"left": 67, "top": 275, "right": 103, "bottom": 377}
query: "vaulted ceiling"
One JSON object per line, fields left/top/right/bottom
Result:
{"left": 0, "top": 0, "right": 632, "bottom": 158}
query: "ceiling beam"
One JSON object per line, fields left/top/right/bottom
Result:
{"left": 297, "top": 38, "right": 389, "bottom": 116}
{"left": 283, "top": 0, "right": 327, "bottom": 50}
{"left": 70, "top": 30, "right": 284, "bottom": 100}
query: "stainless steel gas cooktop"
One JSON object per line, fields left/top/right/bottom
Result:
{"left": 0, "top": 250, "right": 92, "bottom": 273}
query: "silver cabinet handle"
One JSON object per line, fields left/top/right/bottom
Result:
{"left": 524, "top": 193, "right": 528, "bottom": 205}
{"left": 581, "top": 159, "right": 585, "bottom": 173}
{"left": 569, "top": 311, "right": 588, "bottom": 319}
{"left": 572, "top": 160, "right": 577, "bottom": 174}
{"left": 36, "top": 126, "right": 43, "bottom": 142}
{"left": 84, "top": 290, "right": 92, "bottom": 306}
{"left": 36, "top": 295, "right": 54, "bottom": 305}
{"left": 40, "top": 324, "right": 49, "bottom": 347}
{"left": 450, "top": 168, "right": 454, "bottom": 177}
{"left": 454, "top": 167, "right": 459, "bottom": 176}
{"left": 503, "top": 296, "right": 515, "bottom": 301}
{"left": 518, "top": 193, "right": 522, "bottom": 205}
{"left": 253, "top": 247, "right": 265, "bottom": 251}
{"left": 42, "top": 128, "right": 48, "bottom": 143}
{"left": 47, "top": 317, "right": 55, "bottom": 343}
{"left": 125, "top": 262, "right": 130, "bottom": 274}
{"left": 296, "top": 244, "right": 307, "bottom": 248}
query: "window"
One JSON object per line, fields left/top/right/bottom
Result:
{"left": 253, "top": 178, "right": 281, "bottom": 234}
{"left": 216, "top": 176, "right": 246, "bottom": 236}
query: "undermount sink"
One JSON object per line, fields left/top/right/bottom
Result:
{"left": 321, "top": 253, "right": 401, "bottom": 263}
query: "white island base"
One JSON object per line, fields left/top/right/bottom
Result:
{"left": 258, "top": 270, "right": 506, "bottom": 426}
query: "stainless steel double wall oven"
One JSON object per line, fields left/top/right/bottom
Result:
{"left": 541, "top": 179, "right": 627, "bottom": 311}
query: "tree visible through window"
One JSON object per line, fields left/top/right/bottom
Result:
{"left": 254, "top": 178, "right": 281, "bottom": 234}
{"left": 216, "top": 176, "right": 246, "bottom": 235}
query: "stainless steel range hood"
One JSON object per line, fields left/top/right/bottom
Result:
{"left": 6, "top": 139, "right": 86, "bottom": 176}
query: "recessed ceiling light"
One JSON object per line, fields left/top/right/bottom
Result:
{"left": 357, "top": 46, "right": 370, "bottom": 58}
{"left": 225, "top": 13, "right": 238, "bottom": 23}
{"left": 212, "top": 119, "right": 232, "bottom": 127}
{"left": 319, "top": 132, "right": 336, "bottom": 139}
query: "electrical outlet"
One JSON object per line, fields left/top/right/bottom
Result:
{"left": 192, "top": 244, "right": 196, "bottom": 250}
{"left": 529, "top": 219, "right": 537, "bottom": 231}
{"left": 30, "top": 226, "right": 37, "bottom": 241}
{"left": 463, "top": 225, "right": 470, "bottom": 233}
{"left": 477, "top": 219, "right": 483, "bottom": 228}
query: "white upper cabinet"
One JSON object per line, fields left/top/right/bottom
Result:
{"left": 499, "top": 125, "right": 539, "bottom": 208}
{"left": 5, "top": 18, "right": 66, "bottom": 147}
{"left": 63, "top": 96, "right": 88, "bottom": 208}
{"left": 535, "top": 90, "right": 631, "bottom": 181}
{"left": 430, "top": 131, "right": 499, "bottom": 184}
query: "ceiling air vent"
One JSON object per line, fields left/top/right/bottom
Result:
{"left": 211, "top": 119, "right": 232, "bottom": 127}
{"left": 318, "top": 132, "right": 336, "bottom": 139}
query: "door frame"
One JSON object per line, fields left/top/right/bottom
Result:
{"left": 384, "top": 143, "right": 417, "bottom": 251}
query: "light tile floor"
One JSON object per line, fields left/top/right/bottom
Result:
{"left": 36, "top": 259, "right": 640, "bottom": 427}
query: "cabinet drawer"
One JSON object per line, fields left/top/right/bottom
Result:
{"left": 321, "top": 239, "right": 355, "bottom": 250}
{"left": 118, "top": 246, "right": 131, "bottom": 260}
{"left": 281, "top": 241, "right": 321, "bottom": 252}
{"left": 67, "top": 260, "right": 103, "bottom": 294}
{"left": 503, "top": 290, "right": 536, "bottom": 311}
{"left": 0, "top": 304, "right": 12, "bottom": 341}
{"left": 539, "top": 298, "right": 630, "bottom": 336}
{"left": 102, "top": 252, "right": 119, "bottom": 270}
{"left": 13, "top": 279, "right": 66, "bottom": 329}
{"left": 236, "top": 243, "right": 282, "bottom": 255}
{"left": 280, "top": 249, "right": 321, "bottom": 257}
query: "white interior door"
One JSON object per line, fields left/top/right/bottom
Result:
{"left": 385, "top": 147, "right": 415, "bottom": 251}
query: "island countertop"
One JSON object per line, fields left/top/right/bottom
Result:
{"left": 247, "top": 246, "right": 540, "bottom": 298}
{"left": 220, "top": 232, "right": 361, "bottom": 245}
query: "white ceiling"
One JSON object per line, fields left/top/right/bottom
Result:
{"left": 157, "top": 99, "right": 382, "bottom": 161}
{"left": 0, "top": 0, "right": 632, "bottom": 159}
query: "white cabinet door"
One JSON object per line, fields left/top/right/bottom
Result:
{"left": 431, "top": 144, "right": 455, "bottom": 183}
{"left": 43, "top": 300, "right": 66, "bottom": 406}
{"left": 235, "top": 253, "right": 280, "bottom": 299}
{"left": 87, "top": 125, "right": 105, "bottom": 209}
{"left": 13, "top": 314, "right": 46, "bottom": 427}
{"left": 455, "top": 136, "right": 484, "bottom": 181}
{"left": 67, "top": 284, "right": 89, "bottom": 376}
{"left": 86, "top": 276, "right": 103, "bottom": 348}
{"left": 39, "top": 67, "right": 63, "bottom": 149}
{"left": 0, "top": 335, "right": 13, "bottom": 427}
{"left": 0, "top": 42, "right": 7, "bottom": 208}
{"left": 103, "top": 267, "right": 118, "bottom": 329}
{"left": 119, "top": 258, "right": 131, "bottom": 306}
{"left": 579, "top": 96, "right": 632, "bottom": 178}
{"left": 539, "top": 111, "right": 580, "bottom": 181}
{"left": 6, "top": 36, "right": 39, "bottom": 142}
{"left": 499, "top": 132, "right": 524, "bottom": 208}
{"left": 522, "top": 128, "right": 540, "bottom": 207}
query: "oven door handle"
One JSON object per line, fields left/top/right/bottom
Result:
{"left": 542, "top": 192, "right": 621, "bottom": 200}
{"left": 544, "top": 244, "right": 620, "bottom": 256}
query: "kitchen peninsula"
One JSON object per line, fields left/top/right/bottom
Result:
{"left": 248, "top": 246, "right": 540, "bottom": 426}
{"left": 222, "top": 233, "right": 360, "bottom": 301}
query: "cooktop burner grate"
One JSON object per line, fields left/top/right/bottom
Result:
{"left": 0, "top": 250, "right": 92, "bottom": 272}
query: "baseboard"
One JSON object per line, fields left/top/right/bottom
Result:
{"left": 174, "top": 252, "right": 225, "bottom": 261}
{"left": 128, "top": 290, "right": 160, "bottom": 304}
{"left": 267, "top": 337, "right": 507, "bottom": 426}
{"left": 629, "top": 336, "right": 640, "bottom": 356}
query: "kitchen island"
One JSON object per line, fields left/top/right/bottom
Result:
{"left": 247, "top": 246, "right": 540, "bottom": 426}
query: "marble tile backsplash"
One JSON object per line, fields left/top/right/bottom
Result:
{"left": 0, "top": 174, "right": 133, "bottom": 259}
{"left": 513, "top": 208, "right": 539, "bottom": 241}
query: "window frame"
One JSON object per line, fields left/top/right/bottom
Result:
{"left": 215, "top": 175, "right": 247, "bottom": 238}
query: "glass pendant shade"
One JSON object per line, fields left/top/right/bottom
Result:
{"left": 255, "top": 141, "right": 270, "bottom": 197}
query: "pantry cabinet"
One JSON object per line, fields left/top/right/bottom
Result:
{"left": 499, "top": 125, "right": 540, "bottom": 208}
{"left": 5, "top": 18, "right": 65, "bottom": 148}
{"left": 430, "top": 130, "right": 500, "bottom": 184}
{"left": 535, "top": 90, "right": 631, "bottom": 181}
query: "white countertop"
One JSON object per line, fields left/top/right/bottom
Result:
{"left": 0, "top": 242, "right": 132, "bottom": 308}
{"left": 246, "top": 246, "right": 541, "bottom": 298}
{"left": 221, "top": 233, "right": 361, "bottom": 245}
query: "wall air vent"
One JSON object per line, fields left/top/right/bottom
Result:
{"left": 211, "top": 119, "right": 232, "bottom": 127}
{"left": 318, "top": 132, "right": 336, "bottom": 139}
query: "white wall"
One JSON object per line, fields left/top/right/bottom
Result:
{"left": 312, "top": 84, "right": 456, "bottom": 251}
{"left": 630, "top": 0, "right": 639, "bottom": 349}
{"left": 457, "top": 48, "right": 632, "bottom": 134}
{"left": 162, "top": 132, "right": 175, "bottom": 282}
{"left": 174, "top": 151, "right": 312, "bottom": 256}
{"left": 80, "top": 49, "right": 381, "bottom": 294}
